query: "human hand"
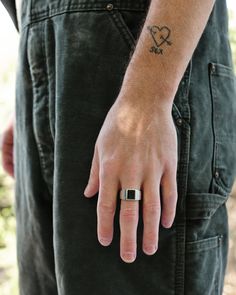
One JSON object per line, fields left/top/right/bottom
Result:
{"left": 0, "top": 113, "right": 15, "bottom": 178}
{"left": 83, "top": 95, "right": 178, "bottom": 263}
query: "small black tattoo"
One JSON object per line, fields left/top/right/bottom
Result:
{"left": 147, "top": 25, "right": 172, "bottom": 55}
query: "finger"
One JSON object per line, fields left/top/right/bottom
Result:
{"left": 1, "top": 125, "right": 14, "bottom": 146}
{"left": 1, "top": 131, "right": 13, "bottom": 154}
{"left": 142, "top": 174, "right": 161, "bottom": 255}
{"left": 119, "top": 174, "right": 141, "bottom": 263}
{"left": 2, "top": 158, "right": 14, "bottom": 178}
{"left": 4, "top": 131, "right": 14, "bottom": 144}
{"left": 84, "top": 144, "right": 99, "bottom": 198}
{"left": 2, "top": 152, "right": 13, "bottom": 167}
{"left": 97, "top": 161, "right": 118, "bottom": 246}
{"left": 0, "top": 115, "right": 14, "bottom": 151}
{"left": 2, "top": 148, "right": 13, "bottom": 159}
{"left": 160, "top": 164, "right": 178, "bottom": 228}
{"left": 2, "top": 141, "right": 13, "bottom": 152}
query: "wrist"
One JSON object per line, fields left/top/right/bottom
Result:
{"left": 118, "top": 62, "right": 178, "bottom": 109}
{"left": 116, "top": 85, "right": 175, "bottom": 117}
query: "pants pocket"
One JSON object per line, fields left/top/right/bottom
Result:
{"left": 107, "top": 8, "right": 148, "bottom": 51}
{"left": 208, "top": 62, "right": 236, "bottom": 195}
{"left": 185, "top": 234, "right": 223, "bottom": 295}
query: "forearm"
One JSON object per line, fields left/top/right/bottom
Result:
{"left": 119, "top": 0, "right": 216, "bottom": 107}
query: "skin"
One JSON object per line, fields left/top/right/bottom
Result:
{"left": 1, "top": 113, "right": 15, "bottom": 178}
{"left": 2, "top": 0, "right": 216, "bottom": 264}
{"left": 84, "top": 0, "right": 216, "bottom": 263}
{"left": 85, "top": 98, "right": 177, "bottom": 263}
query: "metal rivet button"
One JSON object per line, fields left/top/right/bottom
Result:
{"left": 211, "top": 64, "right": 216, "bottom": 73}
{"left": 106, "top": 3, "right": 114, "bottom": 10}
{"left": 214, "top": 170, "right": 219, "bottom": 178}
{"left": 176, "top": 118, "right": 183, "bottom": 126}
{"left": 218, "top": 235, "right": 223, "bottom": 243}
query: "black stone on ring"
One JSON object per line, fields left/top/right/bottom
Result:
{"left": 119, "top": 189, "right": 142, "bottom": 201}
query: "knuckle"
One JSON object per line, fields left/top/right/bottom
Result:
{"left": 90, "top": 169, "right": 96, "bottom": 180}
{"left": 165, "top": 155, "right": 177, "bottom": 167}
{"left": 120, "top": 207, "right": 138, "bottom": 220}
{"left": 97, "top": 201, "right": 115, "bottom": 215}
{"left": 143, "top": 202, "right": 160, "bottom": 214}
{"left": 90, "top": 163, "right": 97, "bottom": 177}
{"left": 164, "top": 193, "right": 178, "bottom": 206}
{"left": 166, "top": 203, "right": 176, "bottom": 214}
{"left": 144, "top": 231, "right": 158, "bottom": 244}
{"left": 163, "top": 210, "right": 175, "bottom": 222}
{"left": 162, "top": 164, "right": 177, "bottom": 182}
{"left": 100, "top": 168, "right": 107, "bottom": 179}
{"left": 123, "top": 238, "right": 136, "bottom": 249}
{"left": 101, "top": 159, "right": 116, "bottom": 173}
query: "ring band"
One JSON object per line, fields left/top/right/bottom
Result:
{"left": 119, "top": 189, "right": 142, "bottom": 201}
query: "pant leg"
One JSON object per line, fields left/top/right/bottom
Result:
{"left": 16, "top": 1, "right": 181, "bottom": 294}
{"left": 48, "top": 4, "right": 179, "bottom": 295}
{"left": 183, "top": 1, "right": 236, "bottom": 294}
{"left": 14, "top": 19, "right": 58, "bottom": 295}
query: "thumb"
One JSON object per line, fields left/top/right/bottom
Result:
{"left": 84, "top": 145, "right": 99, "bottom": 198}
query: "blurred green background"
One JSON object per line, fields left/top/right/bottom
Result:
{"left": 0, "top": 1, "right": 236, "bottom": 295}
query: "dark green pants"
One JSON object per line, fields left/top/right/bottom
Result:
{"left": 14, "top": 0, "right": 236, "bottom": 294}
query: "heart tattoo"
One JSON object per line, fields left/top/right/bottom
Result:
{"left": 147, "top": 25, "right": 172, "bottom": 55}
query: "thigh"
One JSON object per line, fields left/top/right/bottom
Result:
{"left": 14, "top": 23, "right": 57, "bottom": 295}
{"left": 183, "top": 1, "right": 236, "bottom": 293}
{"left": 25, "top": 1, "right": 184, "bottom": 294}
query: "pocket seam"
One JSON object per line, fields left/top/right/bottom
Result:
{"left": 210, "top": 62, "right": 235, "bottom": 78}
{"left": 186, "top": 191, "right": 229, "bottom": 220}
{"left": 209, "top": 62, "right": 236, "bottom": 195}
{"left": 186, "top": 235, "right": 222, "bottom": 253}
{"left": 107, "top": 9, "right": 147, "bottom": 51}
{"left": 107, "top": 9, "right": 136, "bottom": 50}
{"left": 185, "top": 234, "right": 223, "bottom": 294}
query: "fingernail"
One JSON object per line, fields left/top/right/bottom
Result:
{"left": 143, "top": 245, "right": 157, "bottom": 255}
{"left": 162, "top": 221, "right": 172, "bottom": 228}
{"left": 122, "top": 252, "right": 136, "bottom": 263}
{"left": 99, "top": 238, "right": 112, "bottom": 246}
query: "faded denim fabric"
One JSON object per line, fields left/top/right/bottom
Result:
{"left": 13, "top": 0, "right": 236, "bottom": 294}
